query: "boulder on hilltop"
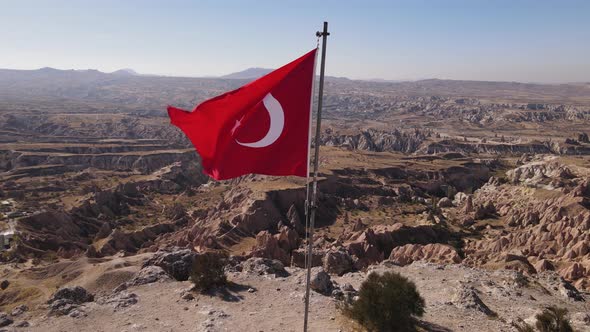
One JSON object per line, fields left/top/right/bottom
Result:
{"left": 143, "top": 248, "right": 197, "bottom": 281}
{"left": 47, "top": 286, "right": 94, "bottom": 317}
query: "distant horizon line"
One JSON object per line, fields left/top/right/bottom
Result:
{"left": 0, "top": 65, "right": 588, "bottom": 86}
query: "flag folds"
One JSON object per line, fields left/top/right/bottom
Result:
{"left": 168, "top": 49, "right": 316, "bottom": 180}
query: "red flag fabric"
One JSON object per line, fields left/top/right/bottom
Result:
{"left": 168, "top": 49, "right": 317, "bottom": 180}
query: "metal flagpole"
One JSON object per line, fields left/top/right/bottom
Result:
{"left": 303, "top": 40, "right": 319, "bottom": 274}
{"left": 303, "top": 21, "right": 329, "bottom": 332}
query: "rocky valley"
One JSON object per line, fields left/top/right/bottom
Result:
{"left": 0, "top": 68, "right": 589, "bottom": 331}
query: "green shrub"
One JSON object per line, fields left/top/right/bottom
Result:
{"left": 189, "top": 251, "right": 228, "bottom": 291}
{"left": 345, "top": 271, "right": 425, "bottom": 332}
{"left": 535, "top": 306, "right": 574, "bottom": 332}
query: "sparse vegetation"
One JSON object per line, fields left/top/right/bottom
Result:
{"left": 189, "top": 251, "right": 228, "bottom": 291}
{"left": 512, "top": 306, "right": 574, "bottom": 332}
{"left": 513, "top": 320, "right": 536, "bottom": 332}
{"left": 344, "top": 271, "right": 425, "bottom": 332}
{"left": 514, "top": 272, "right": 530, "bottom": 288}
{"left": 535, "top": 306, "right": 574, "bottom": 332}
{"left": 43, "top": 251, "right": 60, "bottom": 263}
{"left": 1, "top": 249, "right": 18, "bottom": 262}
{"left": 165, "top": 203, "right": 187, "bottom": 220}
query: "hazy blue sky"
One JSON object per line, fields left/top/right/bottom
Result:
{"left": 1, "top": 0, "right": 589, "bottom": 82}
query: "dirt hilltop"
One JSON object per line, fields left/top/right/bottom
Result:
{"left": 3, "top": 254, "right": 588, "bottom": 332}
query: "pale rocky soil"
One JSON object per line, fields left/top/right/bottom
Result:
{"left": 24, "top": 265, "right": 342, "bottom": 332}
{"left": 9, "top": 259, "right": 589, "bottom": 332}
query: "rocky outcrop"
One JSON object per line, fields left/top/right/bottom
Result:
{"left": 15, "top": 175, "right": 192, "bottom": 259}
{"left": 291, "top": 248, "right": 324, "bottom": 268}
{"left": 47, "top": 286, "right": 94, "bottom": 317}
{"left": 341, "top": 223, "right": 452, "bottom": 270}
{"left": 437, "top": 197, "right": 453, "bottom": 208}
{"left": 286, "top": 204, "right": 305, "bottom": 235}
{"left": 388, "top": 243, "right": 462, "bottom": 266}
{"left": 507, "top": 158, "right": 574, "bottom": 186}
{"left": 114, "top": 266, "right": 171, "bottom": 292}
{"left": 463, "top": 173, "right": 590, "bottom": 290}
{"left": 95, "top": 222, "right": 178, "bottom": 257}
{"left": 161, "top": 186, "right": 304, "bottom": 246}
{"left": 155, "top": 187, "right": 315, "bottom": 256}
{"left": 0, "top": 313, "right": 12, "bottom": 327}
{"left": 310, "top": 267, "right": 333, "bottom": 295}
{"left": 97, "top": 292, "right": 139, "bottom": 310}
{"left": 562, "top": 263, "right": 587, "bottom": 282}
{"left": 250, "top": 228, "right": 299, "bottom": 265}
{"left": 534, "top": 259, "right": 555, "bottom": 272}
{"left": 420, "top": 140, "right": 554, "bottom": 156}
{"left": 49, "top": 286, "right": 94, "bottom": 303}
{"left": 320, "top": 128, "right": 428, "bottom": 153}
{"left": 16, "top": 210, "right": 97, "bottom": 256}
{"left": 143, "top": 248, "right": 196, "bottom": 281}
{"left": 250, "top": 231, "right": 289, "bottom": 264}
{"left": 10, "top": 150, "right": 198, "bottom": 174}
{"left": 134, "top": 161, "right": 208, "bottom": 193}
{"left": 453, "top": 285, "right": 496, "bottom": 316}
{"left": 323, "top": 249, "right": 353, "bottom": 275}
{"left": 502, "top": 253, "right": 537, "bottom": 275}
{"left": 72, "top": 183, "right": 146, "bottom": 220}
{"left": 241, "top": 257, "right": 288, "bottom": 277}
{"left": 420, "top": 138, "right": 590, "bottom": 156}
{"left": 10, "top": 305, "right": 28, "bottom": 317}
{"left": 473, "top": 201, "right": 496, "bottom": 220}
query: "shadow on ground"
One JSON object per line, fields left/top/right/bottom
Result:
{"left": 204, "top": 282, "right": 256, "bottom": 302}
{"left": 416, "top": 319, "right": 453, "bottom": 332}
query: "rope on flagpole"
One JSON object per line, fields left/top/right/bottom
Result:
{"left": 303, "top": 21, "right": 329, "bottom": 332}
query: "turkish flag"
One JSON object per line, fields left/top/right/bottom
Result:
{"left": 168, "top": 49, "right": 317, "bottom": 180}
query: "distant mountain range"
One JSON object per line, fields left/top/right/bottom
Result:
{"left": 32, "top": 67, "right": 140, "bottom": 76}
{"left": 220, "top": 67, "right": 356, "bottom": 83}
{"left": 0, "top": 66, "right": 589, "bottom": 112}
{"left": 5, "top": 66, "right": 588, "bottom": 85}
{"left": 221, "top": 68, "right": 273, "bottom": 79}
{"left": 111, "top": 68, "right": 138, "bottom": 76}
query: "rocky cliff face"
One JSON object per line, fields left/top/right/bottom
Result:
{"left": 12, "top": 160, "right": 207, "bottom": 259}
{"left": 193, "top": 156, "right": 590, "bottom": 292}
{"left": 420, "top": 140, "right": 554, "bottom": 155}
{"left": 319, "top": 129, "right": 590, "bottom": 156}
{"left": 339, "top": 223, "right": 454, "bottom": 270}
{"left": 5, "top": 150, "right": 197, "bottom": 174}
{"left": 16, "top": 210, "right": 93, "bottom": 257}
{"left": 460, "top": 159, "right": 590, "bottom": 291}
{"left": 320, "top": 128, "right": 429, "bottom": 153}
{"left": 148, "top": 159, "right": 493, "bottom": 274}
{"left": 389, "top": 243, "right": 462, "bottom": 266}
{"left": 506, "top": 157, "right": 575, "bottom": 186}
{"left": 1, "top": 113, "right": 190, "bottom": 147}
{"left": 153, "top": 186, "right": 315, "bottom": 252}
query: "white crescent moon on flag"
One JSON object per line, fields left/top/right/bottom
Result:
{"left": 236, "top": 93, "right": 285, "bottom": 148}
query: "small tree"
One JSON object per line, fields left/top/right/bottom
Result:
{"left": 345, "top": 271, "right": 425, "bottom": 332}
{"left": 189, "top": 251, "right": 228, "bottom": 291}
{"left": 535, "top": 306, "right": 574, "bottom": 332}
